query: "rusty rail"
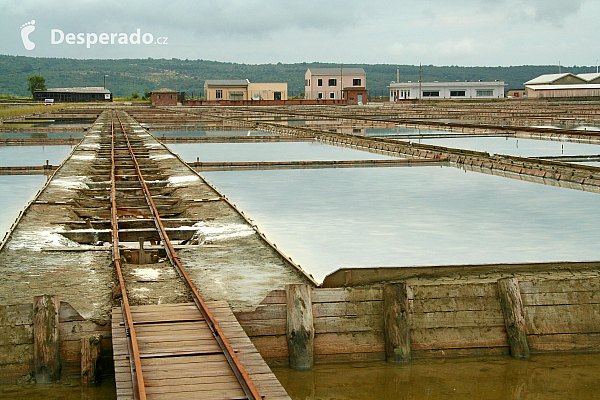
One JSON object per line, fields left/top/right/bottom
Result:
{"left": 114, "top": 112, "right": 262, "bottom": 400}
{"left": 110, "top": 113, "right": 147, "bottom": 400}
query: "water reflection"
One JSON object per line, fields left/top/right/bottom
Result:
{"left": 0, "top": 145, "right": 73, "bottom": 167}
{"left": 202, "top": 166, "right": 600, "bottom": 282}
{"left": 150, "top": 130, "right": 273, "bottom": 138}
{"left": 273, "top": 353, "right": 600, "bottom": 400}
{"left": 168, "top": 142, "right": 400, "bottom": 164}
{"left": 0, "top": 176, "right": 46, "bottom": 239}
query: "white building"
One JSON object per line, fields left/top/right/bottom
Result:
{"left": 388, "top": 81, "right": 505, "bottom": 101}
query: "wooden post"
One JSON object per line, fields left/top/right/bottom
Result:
{"left": 286, "top": 284, "right": 314, "bottom": 370}
{"left": 33, "top": 294, "right": 61, "bottom": 383}
{"left": 81, "top": 334, "right": 103, "bottom": 384}
{"left": 383, "top": 282, "right": 411, "bottom": 363}
{"left": 497, "top": 277, "right": 530, "bottom": 359}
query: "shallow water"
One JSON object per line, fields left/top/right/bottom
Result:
{"left": 150, "top": 130, "right": 273, "bottom": 138}
{"left": 0, "top": 131, "right": 85, "bottom": 139}
{"left": 416, "top": 136, "right": 599, "bottom": 157}
{"left": 203, "top": 166, "right": 600, "bottom": 282}
{"left": 0, "top": 175, "right": 46, "bottom": 239}
{"left": 0, "top": 145, "right": 74, "bottom": 166}
{"left": 273, "top": 353, "right": 600, "bottom": 400}
{"left": 167, "top": 141, "right": 399, "bottom": 163}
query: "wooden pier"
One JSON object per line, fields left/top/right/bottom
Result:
{"left": 112, "top": 302, "right": 289, "bottom": 400}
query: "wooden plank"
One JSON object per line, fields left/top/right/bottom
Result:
{"left": 521, "top": 291, "right": 600, "bottom": 306}
{"left": 239, "top": 318, "right": 286, "bottom": 337}
{"left": 411, "top": 326, "right": 507, "bottom": 350}
{"left": 0, "top": 363, "right": 33, "bottom": 382}
{"left": 519, "top": 278, "right": 600, "bottom": 294}
{"left": 314, "top": 315, "right": 385, "bottom": 333}
{"left": 0, "top": 324, "right": 33, "bottom": 346}
{"left": 528, "top": 333, "right": 600, "bottom": 352}
{"left": 411, "top": 296, "right": 501, "bottom": 313}
{"left": 258, "top": 287, "right": 382, "bottom": 305}
{"left": 410, "top": 309, "right": 504, "bottom": 329}
{"left": 0, "top": 304, "right": 33, "bottom": 326}
{"left": 0, "top": 343, "right": 33, "bottom": 364}
{"left": 235, "top": 300, "right": 383, "bottom": 323}
{"left": 412, "top": 283, "right": 498, "bottom": 299}
{"left": 59, "top": 320, "right": 111, "bottom": 341}
{"left": 524, "top": 304, "right": 600, "bottom": 334}
{"left": 412, "top": 346, "right": 509, "bottom": 359}
{"left": 314, "top": 331, "right": 385, "bottom": 355}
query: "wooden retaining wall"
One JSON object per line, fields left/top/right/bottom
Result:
{"left": 0, "top": 300, "right": 111, "bottom": 382}
{"left": 234, "top": 276, "right": 600, "bottom": 365}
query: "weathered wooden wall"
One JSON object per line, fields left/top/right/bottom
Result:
{"left": 0, "top": 301, "right": 112, "bottom": 382}
{"left": 235, "top": 277, "right": 600, "bottom": 365}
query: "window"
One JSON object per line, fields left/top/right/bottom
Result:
{"left": 317, "top": 79, "right": 323, "bottom": 87}
{"left": 329, "top": 92, "right": 335, "bottom": 99}
{"left": 305, "top": 79, "right": 310, "bottom": 86}
{"left": 328, "top": 79, "right": 337, "bottom": 86}
{"left": 422, "top": 91, "right": 439, "bottom": 97}
{"left": 317, "top": 92, "right": 323, "bottom": 99}
{"left": 157, "top": 94, "right": 161, "bottom": 99}
{"left": 477, "top": 90, "right": 494, "bottom": 97}
{"left": 169, "top": 94, "right": 173, "bottom": 99}
{"left": 216, "top": 89, "right": 223, "bottom": 99}
{"left": 274, "top": 91, "right": 282, "bottom": 101}
{"left": 353, "top": 78, "right": 361, "bottom": 86}
{"left": 450, "top": 90, "right": 466, "bottom": 97}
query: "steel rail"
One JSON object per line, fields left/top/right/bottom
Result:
{"left": 110, "top": 112, "right": 147, "bottom": 400}
{"left": 115, "top": 112, "right": 261, "bottom": 400}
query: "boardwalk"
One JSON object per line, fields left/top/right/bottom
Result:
{"left": 112, "top": 302, "right": 290, "bottom": 399}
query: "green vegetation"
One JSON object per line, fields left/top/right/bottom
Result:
{"left": 27, "top": 75, "right": 46, "bottom": 95}
{"left": 0, "top": 104, "right": 63, "bottom": 119}
{"left": 0, "top": 55, "right": 597, "bottom": 98}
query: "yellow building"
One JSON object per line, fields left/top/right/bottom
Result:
{"left": 204, "top": 79, "right": 287, "bottom": 101}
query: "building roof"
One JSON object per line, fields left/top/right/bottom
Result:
{"left": 577, "top": 73, "right": 600, "bottom": 82}
{"left": 525, "top": 84, "right": 600, "bottom": 90}
{"left": 205, "top": 79, "right": 249, "bottom": 87}
{"left": 35, "top": 86, "right": 111, "bottom": 94}
{"left": 524, "top": 73, "right": 583, "bottom": 85}
{"left": 151, "top": 87, "right": 177, "bottom": 93}
{"left": 308, "top": 68, "right": 366, "bottom": 76}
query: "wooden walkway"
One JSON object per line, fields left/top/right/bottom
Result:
{"left": 112, "top": 302, "right": 290, "bottom": 400}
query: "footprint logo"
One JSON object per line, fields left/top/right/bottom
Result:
{"left": 20, "top": 20, "right": 36, "bottom": 51}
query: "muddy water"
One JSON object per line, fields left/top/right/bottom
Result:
{"left": 149, "top": 129, "right": 274, "bottom": 137}
{"left": 0, "top": 375, "right": 116, "bottom": 399}
{"left": 0, "top": 175, "right": 46, "bottom": 239}
{"left": 273, "top": 353, "right": 600, "bottom": 400}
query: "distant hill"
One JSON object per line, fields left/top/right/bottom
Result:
{"left": 0, "top": 55, "right": 597, "bottom": 98}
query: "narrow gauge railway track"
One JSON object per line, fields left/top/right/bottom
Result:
{"left": 107, "top": 111, "right": 262, "bottom": 400}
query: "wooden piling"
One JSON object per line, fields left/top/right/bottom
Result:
{"left": 286, "top": 284, "right": 314, "bottom": 370}
{"left": 81, "top": 334, "right": 103, "bottom": 384}
{"left": 33, "top": 294, "right": 61, "bottom": 383}
{"left": 497, "top": 277, "right": 530, "bottom": 359}
{"left": 383, "top": 282, "right": 411, "bottom": 363}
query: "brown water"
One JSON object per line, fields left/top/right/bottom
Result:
{"left": 272, "top": 353, "right": 600, "bottom": 400}
{"left": 0, "top": 375, "right": 116, "bottom": 399}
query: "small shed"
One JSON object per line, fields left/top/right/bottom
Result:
{"left": 342, "top": 87, "right": 367, "bottom": 104}
{"left": 150, "top": 87, "right": 178, "bottom": 106}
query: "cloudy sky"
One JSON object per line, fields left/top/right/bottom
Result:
{"left": 1, "top": 0, "right": 598, "bottom": 67}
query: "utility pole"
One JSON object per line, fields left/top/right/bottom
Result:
{"left": 419, "top": 63, "right": 422, "bottom": 105}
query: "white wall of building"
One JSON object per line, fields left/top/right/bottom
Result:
{"left": 388, "top": 81, "right": 505, "bottom": 101}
